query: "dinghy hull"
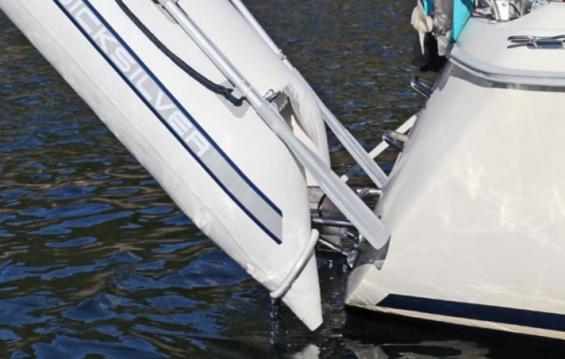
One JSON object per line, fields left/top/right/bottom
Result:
{"left": 0, "top": 0, "right": 330, "bottom": 329}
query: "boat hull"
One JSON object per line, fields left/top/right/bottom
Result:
{"left": 0, "top": 0, "right": 328, "bottom": 329}
{"left": 347, "top": 4, "right": 565, "bottom": 340}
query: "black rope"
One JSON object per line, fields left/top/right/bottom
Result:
{"left": 116, "top": 0, "right": 245, "bottom": 107}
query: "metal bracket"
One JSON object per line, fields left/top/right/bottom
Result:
{"left": 410, "top": 76, "right": 433, "bottom": 98}
{"left": 382, "top": 131, "right": 409, "bottom": 152}
{"left": 508, "top": 35, "right": 565, "bottom": 49}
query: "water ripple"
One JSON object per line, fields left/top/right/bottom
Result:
{"left": 2, "top": 2, "right": 560, "bottom": 358}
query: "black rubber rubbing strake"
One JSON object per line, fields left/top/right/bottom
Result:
{"left": 115, "top": 0, "right": 245, "bottom": 107}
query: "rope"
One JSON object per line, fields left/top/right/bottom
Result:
{"left": 115, "top": 0, "right": 245, "bottom": 107}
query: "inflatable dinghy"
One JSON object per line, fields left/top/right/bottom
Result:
{"left": 4, "top": 0, "right": 565, "bottom": 341}
{"left": 0, "top": 0, "right": 390, "bottom": 330}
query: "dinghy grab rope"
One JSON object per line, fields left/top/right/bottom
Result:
{"left": 115, "top": 0, "right": 245, "bottom": 107}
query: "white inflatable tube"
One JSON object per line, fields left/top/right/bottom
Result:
{"left": 159, "top": 0, "right": 390, "bottom": 254}
{"left": 0, "top": 0, "right": 325, "bottom": 330}
{"left": 229, "top": 0, "right": 389, "bottom": 188}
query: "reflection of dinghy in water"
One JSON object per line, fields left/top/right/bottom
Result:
{"left": 2, "top": 0, "right": 565, "bottom": 340}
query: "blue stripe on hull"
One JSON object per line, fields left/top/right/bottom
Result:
{"left": 378, "top": 294, "right": 565, "bottom": 333}
{"left": 52, "top": 0, "right": 284, "bottom": 243}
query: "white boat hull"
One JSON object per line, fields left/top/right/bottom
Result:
{"left": 347, "top": 3, "right": 565, "bottom": 340}
{"left": 0, "top": 0, "right": 331, "bottom": 329}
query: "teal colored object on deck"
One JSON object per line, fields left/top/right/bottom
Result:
{"left": 420, "top": 0, "right": 473, "bottom": 41}
{"left": 453, "top": 0, "right": 474, "bottom": 40}
{"left": 422, "top": 0, "right": 434, "bottom": 15}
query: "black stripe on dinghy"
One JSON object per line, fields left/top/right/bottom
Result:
{"left": 52, "top": 0, "right": 284, "bottom": 244}
{"left": 378, "top": 294, "right": 565, "bottom": 333}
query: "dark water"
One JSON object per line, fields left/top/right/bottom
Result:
{"left": 1, "top": 1, "right": 564, "bottom": 358}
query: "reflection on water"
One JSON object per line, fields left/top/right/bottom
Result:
{"left": 2, "top": 1, "right": 565, "bottom": 358}
{"left": 344, "top": 340, "right": 490, "bottom": 358}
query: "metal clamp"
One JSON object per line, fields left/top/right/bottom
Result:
{"left": 410, "top": 76, "right": 433, "bottom": 98}
{"left": 508, "top": 35, "right": 565, "bottom": 49}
